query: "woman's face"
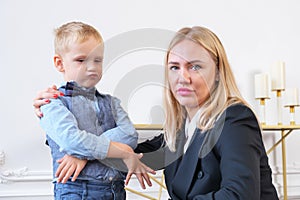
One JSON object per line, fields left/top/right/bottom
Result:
{"left": 167, "top": 39, "right": 217, "bottom": 116}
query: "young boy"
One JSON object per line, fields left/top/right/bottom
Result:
{"left": 39, "top": 21, "right": 149, "bottom": 199}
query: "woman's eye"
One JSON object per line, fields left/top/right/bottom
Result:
{"left": 191, "top": 65, "right": 201, "bottom": 71}
{"left": 169, "top": 66, "right": 179, "bottom": 71}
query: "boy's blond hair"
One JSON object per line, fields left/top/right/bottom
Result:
{"left": 54, "top": 21, "right": 103, "bottom": 55}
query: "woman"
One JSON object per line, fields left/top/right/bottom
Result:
{"left": 34, "top": 26, "right": 278, "bottom": 199}
{"left": 158, "top": 26, "right": 279, "bottom": 199}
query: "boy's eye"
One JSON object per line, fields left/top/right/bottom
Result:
{"left": 191, "top": 65, "right": 201, "bottom": 71}
{"left": 77, "top": 59, "right": 85, "bottom": 63}
{"left": 95, "top": 59, "right": 103, "bottom": 63}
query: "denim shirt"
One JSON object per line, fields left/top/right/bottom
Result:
{"left": 40, "top": 82, "right": 138, "bottom": 181}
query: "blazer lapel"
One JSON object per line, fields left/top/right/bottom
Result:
{"left": 170, "top": 112, "right": 226, "bottom": 199}
{"left": 164, "top": 128, "right": 186, "bottom": 180}
{"left": 171, "top": 129, "right": 205, "bottom": 199}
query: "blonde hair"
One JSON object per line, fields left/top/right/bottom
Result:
{"left": 163, "top": 26, "right": 249, "bottom": 151}
{"left": 54, "top": 21, "right": 103, "bottom": 55}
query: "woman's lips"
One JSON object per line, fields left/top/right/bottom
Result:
{"left": 176, "top": 88, "right": 193, "bottom": 96}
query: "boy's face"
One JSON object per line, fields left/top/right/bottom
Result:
{"left": 55, "top": 37, "right": 104, "bottom": 88}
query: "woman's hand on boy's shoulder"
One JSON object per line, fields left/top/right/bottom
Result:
{"left": 33, "top": 85, "right": 63, "bottom": 117}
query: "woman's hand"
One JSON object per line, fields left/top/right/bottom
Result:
{"left": 109, "top": 142, "right": 155, "bottom": 189}
{"left": 123, "top": 152, "right": 156, "bottom": 189}
{"left": 55, "top": 154, "right": 87, "bottom": 183}
{"left": 33, "top": 85, "right": 63, "bottom": 117}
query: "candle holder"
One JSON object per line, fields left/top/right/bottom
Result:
{"left": 284, "top": 106, "right": 299, "bottom": 125}
{"left": 271, "top": 61, "right": 286, "bottom": 125}
{"left": 274, "top": 90, "right": 284, "bottom": 125}
{"left": 256, "top": 98, "right": 269, "bottom": 125}
{"left": 254, "top": 73, "right": 270, "bottom": 125}
{"left": 284, "top": 88, "right": 299, "bottom": 125}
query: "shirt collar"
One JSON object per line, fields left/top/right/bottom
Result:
{"left": 185, "top": 108, "right": 203, "bottom": 138}
{"left": 59, "top": 81, "right": 97, "bottom": 100}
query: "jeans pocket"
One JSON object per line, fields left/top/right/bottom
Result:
{"left": 54, "top": 182, "right": 82, "bottom": 200}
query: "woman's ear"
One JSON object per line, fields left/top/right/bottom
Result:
{"left": 54, "top": 54, "right": 65, "bottom": 72}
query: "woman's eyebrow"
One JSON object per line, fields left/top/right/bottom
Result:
{"left": 167, "top": 61, "right": 180, "bottom": 65}
{"left": 168, "top": 60, "right": 204, "bottom": 65}
{"left": 188, "top": 60, "right": 203, "bottom": 64}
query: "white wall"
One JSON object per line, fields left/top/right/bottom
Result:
{"left": 1, "top": 0, "right": 300, "bottom": 199}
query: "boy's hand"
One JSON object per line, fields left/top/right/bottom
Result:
{"left": 55, "top": 154, "right": 87, "bottom": 183}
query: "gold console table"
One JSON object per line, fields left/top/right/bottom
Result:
{"left": 262, "top": 124, "right": 300, "bottom": 200}
{"left": 134, "top": 124, "right": 163, "bottom": 130}
{"left": 130, "top": 124, "right": 300, "bottom": 200}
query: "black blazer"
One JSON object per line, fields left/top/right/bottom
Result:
{"left": 137, "top": 104, "right": 278, "bottom": 200}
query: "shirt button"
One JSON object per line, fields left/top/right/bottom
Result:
{"left": 109, "top": 177, "right": 113, "bottom": 181}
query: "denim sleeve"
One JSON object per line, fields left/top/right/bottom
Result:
{"left": 101, "top": 96, "right": 138, "bottom": 149}
{"left": 40, "top": 98, "right": 110, "bottom": 160}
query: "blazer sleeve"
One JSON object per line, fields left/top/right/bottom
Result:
{"left": 135, "top": 133, "right": 165, "bottom": 153}
{"left": 215, "top": 104, "right": 263, "bottom": 199}
{"left": 135, "top": 133, "right": 168, "bottom": 170}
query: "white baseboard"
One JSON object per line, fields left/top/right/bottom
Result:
{"left": 1, "top": 160, "right": 300, "bottom": 199}
{"left": 272, "top": 164, "right": 300, "bottom": 199}
{"left": 0, "top": 168, "right": 168, "bottom": 199}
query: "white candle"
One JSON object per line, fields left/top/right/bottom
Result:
{"left": 254, "top": 73, "right": 269, "bottom": 99}
{"left": 284, "top": 88, "right": 299, "bottom": 106}
{"left": 271, "top": 61, "right": 286, "bottom": 91}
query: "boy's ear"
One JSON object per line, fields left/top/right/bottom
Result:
{"left": 54, "top": 54, "right": 65, "bottom": 72}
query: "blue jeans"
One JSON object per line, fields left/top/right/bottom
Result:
{"left": 54, "top": 180, "right": 126, "bottom": 200}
